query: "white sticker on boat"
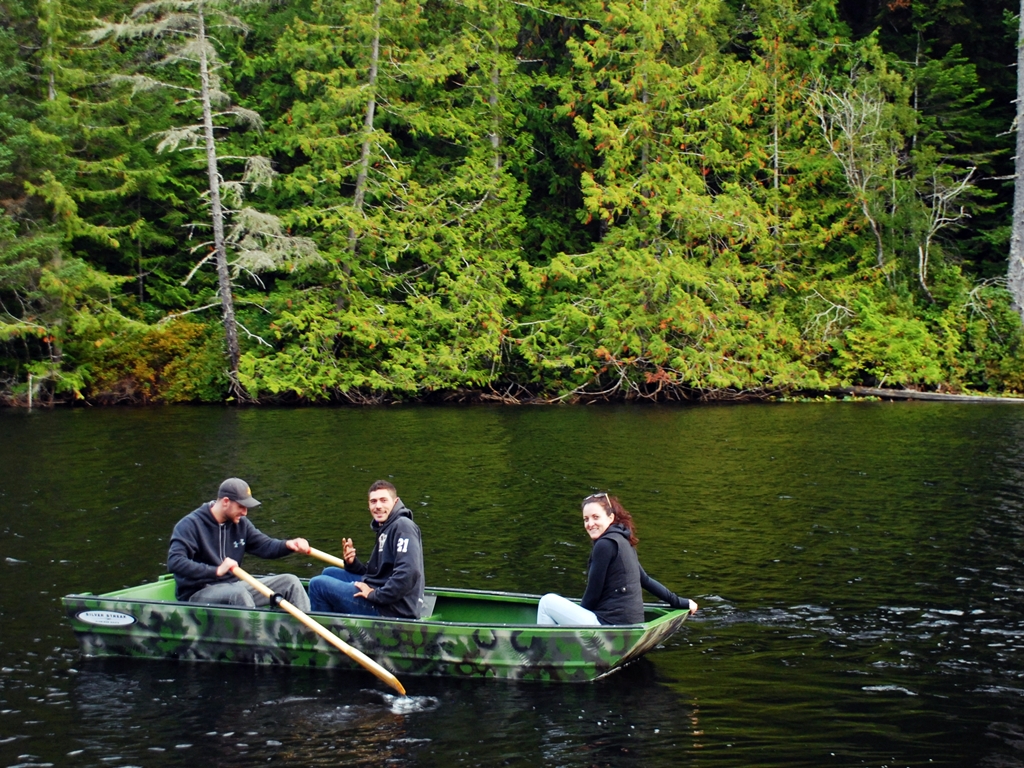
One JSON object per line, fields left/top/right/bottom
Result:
{"left": 76, "top": 610, "right": 137, "bottom": 627}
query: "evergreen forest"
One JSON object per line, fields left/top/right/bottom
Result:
{"left": 3, "top": 0, "right": 1024, "bottom": 404}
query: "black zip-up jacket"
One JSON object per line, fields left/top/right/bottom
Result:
{"left": 167, "top": 503, "right": 292, "bottom": 601}
{"left": 581, "top": 523, "right": 688, "bottom": 624}
{"left": 346, "top": 500, "right": 425, "bottom": 618}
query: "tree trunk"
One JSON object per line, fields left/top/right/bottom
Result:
{"left": 1009, "top": 0, "right": 1024, "bottom": 318}
{"left": 863, "top": 198, "right": 886, "bottom": 270}
{"left": 197, "top": 6, "right": 243, "bottom": 396}
{"left": 489, "top": 60, "right": 501, "bottom": 171}
{"left": 347, "top": 0, "right": 382, "bottom": 257}
{"left": 488, "top": 22, "right": 502, "bottom": 173}
{"left": 40, "top": 0, "right": 57, "bottom": 101}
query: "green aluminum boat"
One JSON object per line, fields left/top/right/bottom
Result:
{"left": 62, "top": 575, "right": 690, "bottom": 682}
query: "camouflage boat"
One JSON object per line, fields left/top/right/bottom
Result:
{"left": 62, "top": 575, "right": 689, "bottom": 682}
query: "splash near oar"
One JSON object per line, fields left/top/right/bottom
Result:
{"left": 230, "top": 565, "right": 406, "bottom": 695}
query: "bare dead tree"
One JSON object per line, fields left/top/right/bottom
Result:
{"left": 1009, "top": 0, "right": 1024, "bottom": 319}
{"left": 812, "top": 86, "right": 898, "bottom": 272}
{"left": 91, "top": 0, "right": 319, "bottom": 398}
{"left": 916, "top": 166, "right": 975, "bottom": 300}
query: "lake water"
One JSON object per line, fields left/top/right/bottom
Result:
{"left": 1, "top": 402, "right": 1023, "bottom": 767}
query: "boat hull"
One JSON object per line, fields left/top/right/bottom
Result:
{"left": 62, "top": 577, "right": 688, "bottom": 682}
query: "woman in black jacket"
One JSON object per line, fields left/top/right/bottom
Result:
{"left": 536, "top": 492, "right": 698, "bottom": 625}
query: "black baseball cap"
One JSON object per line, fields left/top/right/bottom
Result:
{"left": 218, "top": 478, "right": 261, "bottom": 508}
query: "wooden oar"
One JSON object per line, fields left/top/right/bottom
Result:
{"left": 230, "top": 565, "right": 406, "bottom": 695}
{"left": 309, "top": 546, "right": 348, "bottom": 569}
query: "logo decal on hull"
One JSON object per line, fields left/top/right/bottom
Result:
{"left": 76, "top": 610, "right": 137, "bottom": 627}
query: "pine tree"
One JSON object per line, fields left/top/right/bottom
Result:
{"left": 515, "top": 0, "right": 822, "bottom": 397}
{"left": 0, "top": 0, "right": 152, "bottom": 402}
{"left": 239, "top": 0, "right": 527, "bottom": 399}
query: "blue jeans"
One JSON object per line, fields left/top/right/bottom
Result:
{"left": 536, "top": 593, "right": 601, "bottom": 625}
{"left": 308, "top": 567, "right": 381, "bottom": 616}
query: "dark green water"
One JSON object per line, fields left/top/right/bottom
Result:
{"left": 1, "top": 402, "right": 1023, "bottom": 767}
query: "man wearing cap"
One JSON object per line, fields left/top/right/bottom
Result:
{"left": 167, "top": 477, "right": 311, "bottom": 610}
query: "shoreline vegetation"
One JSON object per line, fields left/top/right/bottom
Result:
{"left": 7, "top": 384, "right": 1024, "bottom": 408}
{"left": 4, "top": 0, "right": 1024, "bottom": 408}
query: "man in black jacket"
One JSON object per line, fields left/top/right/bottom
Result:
{"left": 167, "top": 477, "right": 311, "bottom": 610}
{"left": 308, "top": 480, "right": 426, "bottom": 618}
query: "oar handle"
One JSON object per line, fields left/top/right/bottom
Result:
{"left": 231, "top": 565, "right": 406, "bottom": 695}
{"left": 309, "top": 547, "right": 348, "bottom": 569}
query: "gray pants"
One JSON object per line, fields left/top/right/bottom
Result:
{"left": 189, "top": 573, "right": 311, "bottom": 612}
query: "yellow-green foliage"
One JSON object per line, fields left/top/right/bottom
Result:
{"left": 831, "top": 291, "right": 943, "bottom": 386}
{"left": 82, "top": 320, "right": 228, "bottom": 403}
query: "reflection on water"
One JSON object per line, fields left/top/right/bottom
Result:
{"left": 2, "top": 403, "right": 1024, "bottom": 766}
{"left": 67, "top": 661, "right": 432, "bottom": 766}
{"left": 58, "top": 660, "right": 699, "bottom": 767}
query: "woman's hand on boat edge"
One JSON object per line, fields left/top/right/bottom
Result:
{"left": 667, "top": 593, "right": 698, "bottom": 614}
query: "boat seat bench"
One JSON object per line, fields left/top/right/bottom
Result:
{"left": 420, "top": 593, "right": 438, "bottom": 619}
